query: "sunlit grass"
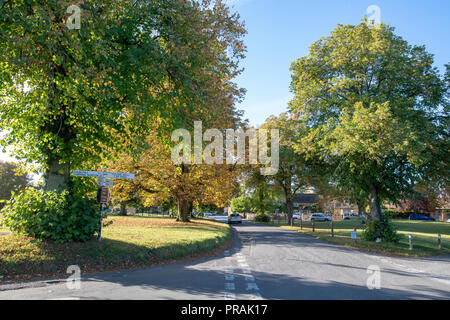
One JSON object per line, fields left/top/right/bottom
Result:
{"left": 0, "top": 216, "right": 231, "bottom": 282}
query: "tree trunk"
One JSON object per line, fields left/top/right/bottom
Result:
{"left": 177, "top": 198, "right": 191, "bottom": 222}
{"left": 285, "top": 189, "right": 293, "bottom": 225}
{"left": 119, "top": 202, "right": 127, "bottom": 216}
{"left": 369, "top": 184, "right": 383, "bottom": 221}
{"left": 44, "top": 160, "right": 70, "bottom": 191}
{"left": 188, "top": 201, "right": 193, "bottom": 218}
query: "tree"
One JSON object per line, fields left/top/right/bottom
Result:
{"left": 0, "top": 161, "right": 30, "bottom": 207}
{"left": 0, "top": 0, "right": 246, "bottom": 193}
{"left": 289, "top": 20, "right": 448, "bottom": 238}
{"left": 109, "top": 131, "right": 240, "bottom": 222}
{"left": 231, "top": 195, "right": 252, "bottom": 213}
{"left": 262, "top": 114, "right": 324, "bottom": 224}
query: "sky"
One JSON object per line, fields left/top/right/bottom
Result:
{"left": 229, "top": 0, "right": 450, "bottom": 126}
{"left": 1, "top": 0, "right": 449, "bottom": 162}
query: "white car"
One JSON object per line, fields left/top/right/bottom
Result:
{"left": 309, "top": 213, "right": 332, "bottom": 222}
{"left": 342, "top": 212, "right": 360, "bottom": 220}
{"left": 228, "top": 213, "right": 243, "bottom": 224}
{"left": 293, "top": 213, "right": 302, "bottom": 220}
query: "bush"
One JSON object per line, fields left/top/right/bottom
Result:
{"left": 254, "top": 214, "right": 270, "bottom": 223}
{"left": 363, "top": 214, "right": 401, "bottom": 243}
{"left": 3, "top": 187, "right": 100, "bottom": 242}
{"left": 384, "top": 210, "right": 413, "bottom": 219}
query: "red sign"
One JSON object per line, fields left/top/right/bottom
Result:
{"left": 100, "top": 188, "right": 110, "bottom": 204}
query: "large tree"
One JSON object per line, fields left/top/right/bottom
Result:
{"left": 0, "top": 0, "right": 246, "bottom": 193}
{"left": 289, "top": 20, "right": 448, "bottom": 237}
{"left": 109, "top": 132, "right": 240, "bottom": 222}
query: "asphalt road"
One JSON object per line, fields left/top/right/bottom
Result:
{"left": 0, "top": 216, "right": 449, "bottom": 300}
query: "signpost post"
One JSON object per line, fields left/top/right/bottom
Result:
{"left": 73, "top": 169, "right": 135, "bottom": 241}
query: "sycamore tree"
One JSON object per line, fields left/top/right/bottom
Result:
{"left": 109, "top": 131, "right": 240, "bottom": 222}
{"left": 0, "top": 0, "right": 246, "bottom": 239}
{"left": 0, "top": 0, "right": 245, "bottom": 192}
{"left": 289, "top": 20, "right": 448, "bottom": 239}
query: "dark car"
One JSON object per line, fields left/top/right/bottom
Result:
{"left": 408, "top": 214, "right": 436, "bottom": 221}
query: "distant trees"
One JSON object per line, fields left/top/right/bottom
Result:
{"left": 0, "top": 161, "right": 30, "bottom": 208}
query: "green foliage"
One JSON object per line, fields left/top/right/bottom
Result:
{"left": 231, "top": 195, "right": 252, "bottom": 213}
{"left": 0, "top": 161, "right": 30, "bottom": 207}
{"left": 363, "top": 214, "right": 401, "bottom": 243}
{"left": 289, "top": 19, "right": 448, "bottom": 220}
{"left": 254, "top": 213, "right": 271, "bottom": 223}
{"left": 384, "top": 210, "right": 412, "bottom": 219}
{"left": 0, "top": 0, "right": 246, "bottom": 186}
{"left": 3, "top": 187, "right": 100, "bottom": 242}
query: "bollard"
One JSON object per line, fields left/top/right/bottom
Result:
{"left": 352, "top": 227, "right": 357, "bottom": 245}
{"left": 409, "top": 234, "right": 413, "bottom": 251}
{"left": 312, "top": 220, "right": 315, "bottom": 232}
{"left": 331, "top": 221, "right": 334, "bottom": 237}
{"left": 438, "top": 234, "right": 442, "bottom": 250}
{"left": 300, "top": 218, "right": 303, "bottom": 230}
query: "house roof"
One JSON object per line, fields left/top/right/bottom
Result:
{"left": 294, "top": 193, "right": 318, "bottom": 204}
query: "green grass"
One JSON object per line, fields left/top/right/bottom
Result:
{"left": 0, "top": 216, "right": 231, "bottom": 282}
{"left": 255, "top": 219, "right": 450, "bottom": 257}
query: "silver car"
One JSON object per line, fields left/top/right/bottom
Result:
{"left": 309, "top": 213, "right": 332, "bottom": 222}
{"left": 228, "top": 213, "right": 243, "bottom": 224}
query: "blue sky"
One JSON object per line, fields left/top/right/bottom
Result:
{"left": 229, "top": 0, "right": 450, "bottom": 126}
{"left": 1, "top": 0, "right": 449, "bottom": 162}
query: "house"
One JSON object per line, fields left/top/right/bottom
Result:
{"left": 293, "top": 193, "right": 358, "bottom": 216}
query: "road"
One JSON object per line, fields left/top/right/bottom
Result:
{"left": 0, "top": 216, "right": 449, "bottom": 300}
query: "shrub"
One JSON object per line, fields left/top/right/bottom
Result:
{"left": 3, "top": 187, "right": 100, "bottom": 242}
{"left": 363, "top": 213, "right": 401, "bottom": 243}
{"left": 384, "top": 210, "right": 413, "bottom": 219}
{"left": 254, "top": 213, "right": 270, "bottom": 223}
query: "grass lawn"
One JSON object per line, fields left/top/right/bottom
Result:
{"left": 256, "top": 219, "right": 450, "bottom": 257}
{"left": 0, "top": 216, "right": 231, "bottom": 282}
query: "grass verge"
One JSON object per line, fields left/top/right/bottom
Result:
{"left": 253, "top": 219, "right": 450, "bottom": 257}
{"left": 0, "top": 216, "right": 231, "bottom": 282}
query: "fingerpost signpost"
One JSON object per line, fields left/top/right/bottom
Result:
{"left": 73, "top": 169, "right": 135, "bottom": 241}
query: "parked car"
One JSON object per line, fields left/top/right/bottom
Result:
{"left": 228, "top": 213, "right": 242, "bottom": 224}
{"left": 408, "top": 214, "right": 436, "bottom": 221}
{"left": 447, "top": 218, "right": 450, "bottom": 223}
{"left": 293, "top": 213, "right": 302, "bottom": 220}
{"left": 309, "top": 213, "right": 332, "bottom": 222}
{"left": 342, "top": 212, "right": 360, "bottom": 220}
